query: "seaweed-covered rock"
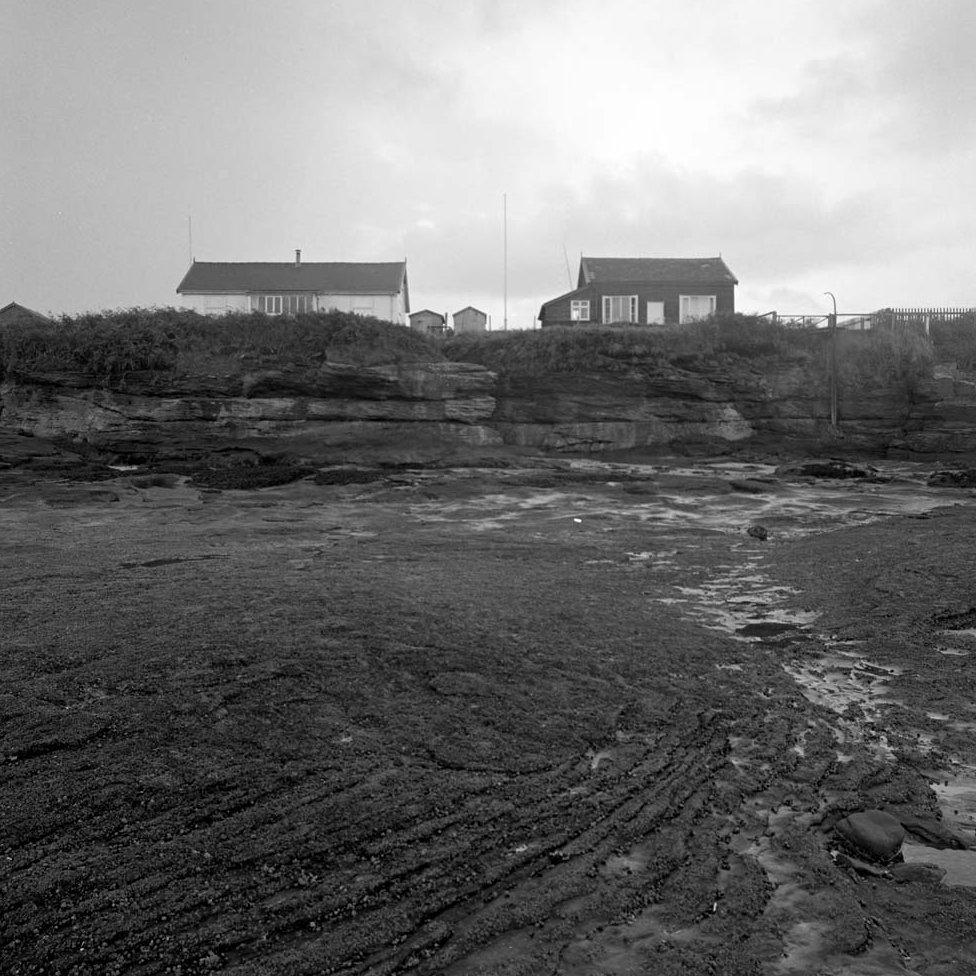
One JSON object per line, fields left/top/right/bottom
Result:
{"left": 835, "top": 810, "right": 906, "bottom": 863}
{"left": 889, "top": 862, "right": 947, "bottom": 884}
{"left": 775, "top": 458, "right": 871, "bottom": 480}
{"left": 928, "top": 468, "right": 976, "bottom": 488}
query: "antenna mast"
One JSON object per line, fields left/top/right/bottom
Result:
{"left": 503, "top": 192, "right": 508, "bottom": 331}
{"left": 562, "top": 243, "right": 573, "bottom": 288}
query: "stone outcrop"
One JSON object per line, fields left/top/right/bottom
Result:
{"left": 490, "top": 363, "right": 976, "bottom": 455}
{"left": 0, "top": 362, "right": 501, "bottom": 462}
{"left": 3, "top": 355, "right": 976, "bottom": 462}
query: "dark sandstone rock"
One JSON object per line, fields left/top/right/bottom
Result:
{"left": 729, "top": 478, "right": 774, "bottom": 494}
{"left": 774, "top": 458, "right": 871, "bottom": 480}
{"left": 835, "top": 810, "right": 906, "bottom": 863}
{"left": 889, "top": 861, "right": 947, "bottom": 884}
{"left": 0, "top": 362, "right": 501, "bottom": 465}
{"left": 834, "top": 851, "right": 891, "bottom": 878}
{"left": 899, "top": 813, "right": 971, "bottom": 850}
{"left": 927, "top": 468, "right": 976, "bottom": 488}
{"left": 746, "top": 525, "right": 768, "bottom": 540}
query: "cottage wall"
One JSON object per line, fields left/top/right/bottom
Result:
{"left": 316, "top": 293, "right": 404, "bottom": 324}
{"left": 542, "top": 281, "right": 735, "bottom": 327}
{"left": 409, "top": 311, "right": 445, "bottom": 334}
{"left": 180, "top": 291, "right": 405, "bottom": 324}
{"left": 178, "top": 293, "right": 252, "bottom": 315}
{"left": 453, "top": 310, "right": 487, "bottom": 333}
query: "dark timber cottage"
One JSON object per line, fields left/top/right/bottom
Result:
{"left": 538, "top": 256, "right": 738, "bottom": 327}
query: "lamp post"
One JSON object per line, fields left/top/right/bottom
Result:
{"left": 824, "top": 291, "right": 838, "bottom": 429}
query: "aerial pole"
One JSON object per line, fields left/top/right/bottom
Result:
{"left": 503, "top": 192, "right": 508, "bottom": 331}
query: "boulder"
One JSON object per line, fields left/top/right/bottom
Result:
{"left": 899, "top": 813, "right": 971, "bottom": 850}
{"left": 889, "top": 862, "right": 947, "bottom": 884}
{"left": 835, "top": 810, "right": 906, "bottom": 863}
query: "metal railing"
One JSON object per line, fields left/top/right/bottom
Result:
{"left": 760, "top": 308, "right": 975, "bottom": 332}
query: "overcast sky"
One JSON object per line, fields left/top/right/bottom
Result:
{"left": 3, "top": 0, "right": 974, "bottom": 327}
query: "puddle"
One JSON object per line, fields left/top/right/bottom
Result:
{"left": 666, "top": 561, "right": 820, "bottom": 641}
{"left": 785, "top": 649, "right": 902, "bottom": 718}
{"left": 902, "top": 844, "right": 976, "bottom": 887}
{"left": 931, "top": 771, "right": 976, "bottom": 837}
{"left": 784, "top": 648, "right": 904, "bottom": 760}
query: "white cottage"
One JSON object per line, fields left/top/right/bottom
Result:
{"left": 176, "top": 251, "right": 410, "bottom": 324}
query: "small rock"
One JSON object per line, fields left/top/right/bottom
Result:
{"left": 775, "top": 458, "right": 870, "bottom": 480}
{"left": 889, "top": 861, "right": 947, "bottom": 884}
{"left": 928, "top": 468, "right": 976, "bottom": 488}
{"left": 835, "top": 851, "right": 890, "bottom": 878}
{"left": 836, "top": 810, "right": 906, "bottom": 863}
{"left": 747, "top": 525, "right": 768, "bottom": 541}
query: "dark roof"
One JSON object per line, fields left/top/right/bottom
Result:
{"left": 0, "top": 301, "right": 51, "bottom": 325}
{"left": 176, "top": 261, "right": 407, "bottom": 295}
{"left": 453, "top": 306, "right": 486, "bottom": 317}
{"left": 579, "top": 256, "right": 738, "bottom": 286}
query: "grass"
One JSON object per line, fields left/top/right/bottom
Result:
{"left": 835, "top": 327, "right": 935, "bottom": 398}
{"left": 931, "top": 314, "right": 976, "bottom": 371}
{"left": 0, "top": 308, "right": 443, "bottom": 387}
{"left": 1, "top": 308, "right": 964, "bottom": 401}
{"left": 442, "top": 315, "right": 823, "bottom": 376}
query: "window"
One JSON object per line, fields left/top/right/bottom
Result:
{"left": 570, "top": 300, "right": 590, "bottom": 322}
{"left": 602, "top": 295, "right": 638, "bottom": 324}
{"left": 256, "top": 294, "right": 312, "bottom": 315}
{"left": 679, "top": 295, "right": 716, "bottom": 323}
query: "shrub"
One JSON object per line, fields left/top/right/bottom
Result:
{"left": 441, "top": 315, "right": 818, "bottom": 376}
{"left": 930, "top": 314, "right": 976, "bottom": 371}
{"left": 0, "top": 308, "right": 443, "bottom": 385}
{"left": 835, "top": 327, "right": 934, "bottom": 399}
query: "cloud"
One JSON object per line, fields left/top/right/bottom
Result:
{"left": 750, "top": 1, "right": 976, "bottom": 157}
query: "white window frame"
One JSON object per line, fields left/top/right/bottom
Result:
{"left": 257, "top": 294, "right": 312, "bottom": 315}
{"left": 602, "top": 295, "right": 638, "bottom": 324}
{"left": 570, "top": 300, "right": 590, "bottom": 322}
{"left": 679, "top": 294, "right": 717, "bottom": 323}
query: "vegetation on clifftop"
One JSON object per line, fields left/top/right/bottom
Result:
{"left": 443, "top": 315, "right": 823, "bottom": 376}
{"left": 0, "top": 308, "right": 961, "bottom": 398}
{"left": 0, "top": 308, "right": 443, "bottom": 385}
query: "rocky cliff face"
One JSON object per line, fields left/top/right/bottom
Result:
{"left": 0, "top": 362, "right": 501, "bottom": 462}
{"left": 3, "top": 358, "right": 976, "bottom": 462}
{"left": 490, "top": 365, "right": 976, "bottom": 456}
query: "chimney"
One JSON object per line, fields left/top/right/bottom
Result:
{"left": 295, "top": 249, "right": 301, "bottom": 266}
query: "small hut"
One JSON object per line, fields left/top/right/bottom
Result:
{"left": 452, "top": 306, "right": 487, "bottom": 334}
{"left": 408, "top": 309, "right": 447, "bottom": 336}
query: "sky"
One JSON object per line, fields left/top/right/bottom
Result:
{"left": 3, "top": 0, "right": 975, "bottom": 328}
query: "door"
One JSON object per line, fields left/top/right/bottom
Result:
{"left": 646, "top": 301, "right": 665, "bottom": 325}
